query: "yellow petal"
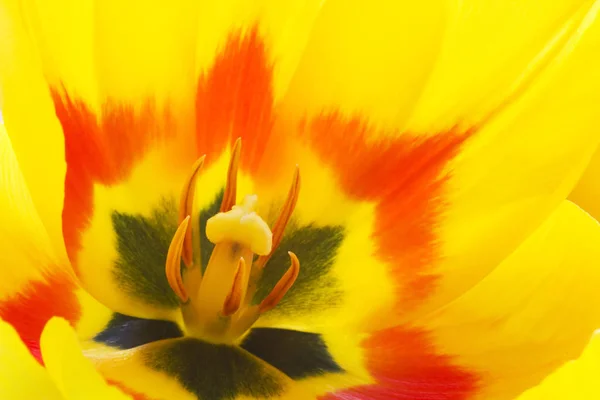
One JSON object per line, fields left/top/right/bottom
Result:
{"left": 0, "top": 116, "right": 112, "bottom": 345}
{"left": 407, "top": 0, "right": 594, "bottom": 131}
{"left": 87, "top": 337, "right": 314, "bottom": 399}
{"left": 0, "top": 319, "right": 62, "bottom": 399}
{"left": 283, "top": 0, "right": 448, "bottom": 130}
{"left": 17, "top": 0, "right": 193, "bottom": 113}
{"left": 0, "top": 0, "right": 67, "bottom": 259}
{"left": 419, "top": 201, "right": 600, "bottom": 400}
{"left": 516, "top": 331, "right": 600, "bottom": 399}
{"left": 0, "top": 120, "right": 82, "bottom": 361}
{"left": 0, "top": 114, "right": 63, "bottom": 300}
{"left": 90, "top": 314, "right": 358, "bottom": 398}
{"left": 569, "top": 146, "right": 600, "bottom": 221}
{"left": 411, "top": 0, "right": 600, "bottom": 318}
{"left": 41, "top": 317, "right": 132, "bottom": 400}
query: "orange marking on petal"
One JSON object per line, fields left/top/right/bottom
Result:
{"left": 255, "top": 167, "right": 300, "bottom": 270}
{"left": 0, "top": 271, "right": 81, "bottom": 364}
{"left": 259, "top": 252, "right": 300, "bottom": 313}
{"left": 166, "top": 216, "right": 191, "bottom": 303}
{"left": 179, "top": 156, "right": 206, "bottom": 267}
{"left": 107, "top": 380, "right": 156, "bottom": 400}
{"left": 220, "top": 138, "right": 242, "bottom": 212}
{"left": 320, "top": 326, "right": 479, "bottom": 400}
{"left": 303, "top": 114, "right": 473, "bottom": 309}
{"left": 51, "top": 90, "right": 175, "bottom": 272}
{"left": 195, "top": 25, "right": 275, "bottom": 174}
{"left": 222, "top": 257, "right": 249, "bottom": 316}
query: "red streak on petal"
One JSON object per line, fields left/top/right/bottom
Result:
{"left": 196, "top": 25, "right": 274, "bottom": 174}
{"left": 321, "top": 326, "right": 479, "bottom": 400}
{"left": 0, "top": 271, "right": 81, "bottom": 364}
{"left": 303, "top": 114, "right": 473, "bottom": 309}
{"left": 107, "top": 380, "right": 155, "bottom": 400}
{"left": 51, "top": 90, "right": 171, "bottom": 272}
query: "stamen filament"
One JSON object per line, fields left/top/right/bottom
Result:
{"left": 166, "top": 216, "right": 191, "bottom": 303}
{"left": 179, "top": 155, "right": 206, "bottom": 267}
{"left": 220, "top": 138, "right": 242, "bottom": 213}
{"left": 222, "top": 257, "right": 249, "bottom": 316}
{"left": 259, "top": 251, "right": 300, "bottom": 313}
{"left": 255, "top": 167, "right": 300, "bottom": 269}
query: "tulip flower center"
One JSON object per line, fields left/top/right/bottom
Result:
{"left": 165, "top": 138, "right": 301, "bottom": 344}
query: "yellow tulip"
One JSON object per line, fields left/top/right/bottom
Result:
{"left": 1, "top": 1, "right": 600, "bottom": 399}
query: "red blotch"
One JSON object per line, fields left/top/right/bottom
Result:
{"left": 303, "top": 114, "right": 472, "bottom": 308}
{"left": 51, "top": 91, "right": 171, "bottom": 271}
{"left": 0, "top": 272, "right": 81, "bottom": 364}
{"left": 321, "top": 326, "right": 479, "bottom": 400}
{"left": 195, "top": 25, "right": 274, "bottom": 174}
{"left": 108, "top": 380, "right": 155, "bottom": 400}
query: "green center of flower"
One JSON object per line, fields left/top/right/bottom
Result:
{"left": 164, "top": 139, "right": 301, "bottom": 344}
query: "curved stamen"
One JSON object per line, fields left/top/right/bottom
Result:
{"left": 220, "top": 138, "right": 242, "bottom": 213}
{"left": 222, "top": 257, "right": 250, "bottom": 316}
{"left": 259, "top": 252, "right": 300, "bottom": 313}
{"left": 179, "top": 155, "right": 206, "bottom": 267}
{"left": 255, "top": 167, "right": 300, "bottom": 269}
{"left": 166, "top": 216, "right": 191, "bottom": 303}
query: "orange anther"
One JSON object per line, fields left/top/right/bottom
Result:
{"left": 255, "top": 167, "right": 300, "bottom": 269}
{"left": 259, "top": 252, "right": 300, "bottom": 313}
{"left": 222, "top": 257, "right": 249, "bottom": 316}
{"left": 165, "top": 216, "right": 191, "bottom": 302}
{"left": 178, "top": 155, "right": 205, "bottom": 267}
